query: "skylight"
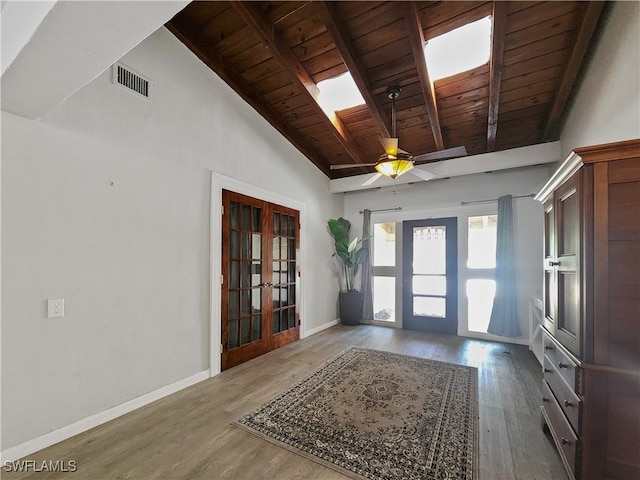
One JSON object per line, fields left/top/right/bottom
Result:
{"left": 425, "top": 16, "right": 492, "bottom": 81}
{"left": 317, "top": 72, "right": 365, "bottom": 115}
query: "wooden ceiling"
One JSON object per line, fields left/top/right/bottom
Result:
{"left": 167, "top": 1, "right": 607, "bottom": 180}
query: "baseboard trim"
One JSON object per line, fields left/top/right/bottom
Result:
{"left": 305, "top": 319, "right": 339, "bottom": 337}
{"left": 1, "top": 370, "right": 210, "bottom": 463}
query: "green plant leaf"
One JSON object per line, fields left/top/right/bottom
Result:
{"left": 328, "top": 218, "right": 350, "bottom": 246}
{"left": 347, "top": 237, "right": 358, "bottom": 253}
{"left": 327, "top": 217, "right": 368, "bottom": 292}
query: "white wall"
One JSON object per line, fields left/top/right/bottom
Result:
{"left": 0, "top": 0, "right": 56, "bottom": 76}
{"left": 1, "top": 27, "right": 342, "bottom": 451}
{"left": 343, "top": 164, "right": 553, "bottom": 342}
{"left": 560, "top": 1, "right": 640, "bottom": 156}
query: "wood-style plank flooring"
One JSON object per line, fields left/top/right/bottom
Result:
{"left": 4, "top": 325, "right": 567, "bottom": 479}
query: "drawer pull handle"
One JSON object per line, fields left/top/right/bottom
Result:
{"left": 561, "top": 438, "right": 571, "bottom": 446}
{"left": 563, "top": 400, "right": 574, "bottom": 408}
{"left": 549, "top": 261, "right": 560, "bottom": 266}
{"left": 558, "top": 362, "right": 568, "bottom": 369}
{"left": 542, "top": 397, "right": 550, "bottom": 403}
{"left": 544, "top": 345, "right": 553, "bottom": 351}
{"left": 544, "top": 368, "right": 552, "bottom": 373}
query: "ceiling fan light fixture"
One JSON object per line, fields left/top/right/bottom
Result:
{"left": 375, "top": 159, "right": 414, "bottom": 179}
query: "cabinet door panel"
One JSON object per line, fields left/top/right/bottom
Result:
{"left": 559, "top": 190, "right": 579, "bottom": 255}
{"left": 554, "top": 173, "right": 582, "bottom": 356}
{"left": 543, "top": 199, "right": 557, "bottom": 334}
{"left": 558, "top": 272, "right": 579, "bottom": 339}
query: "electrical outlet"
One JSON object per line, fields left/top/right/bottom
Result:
{"left": 47, "top": 298, "right": 64, "bottom": 318}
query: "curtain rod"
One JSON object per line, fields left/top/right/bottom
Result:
{"left": 359, "top": 207, "right": 402, "bottom": 214}
{"left": 460, "top": 193, "right": 535, "bottom": 206}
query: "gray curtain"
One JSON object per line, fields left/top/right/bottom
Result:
{"left": 487, "top": 195, "right": 521, "bottom": 337}
{"left": 361, "top": 209, "right": 374, "bottom": 321}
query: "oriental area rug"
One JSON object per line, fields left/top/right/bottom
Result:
{"left": 234, "top": 346, "right": 479, "bottom": 480}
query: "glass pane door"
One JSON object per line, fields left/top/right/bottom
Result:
{"left": 402, "top": 218, "right": 458, "bottom": 334}
{"left": 222, "top": 190, "right": 300, "bottom": 370}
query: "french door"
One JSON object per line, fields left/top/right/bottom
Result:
{"left": 402, "top": 218, "right": 458, "bottom": 334}
{"left": 221, "top": 190, "right": 299, "bottom": 370}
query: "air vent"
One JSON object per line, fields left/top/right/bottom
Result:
{"left": 112, "top": 62, "right": 152, "bottom": 101}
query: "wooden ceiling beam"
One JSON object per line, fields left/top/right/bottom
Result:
{"left": 319, "top": 1, "right": 391, "bottom": 138}
{"left": 230, "top": 1, "right": 370, "bottom": 169}
{"left": 165, "top": 21, "right": 331, "bottom": 177}
{"left": 543, "top": 1, "right": 606, "bottom": 140}
{"left": 403, "top": 1, "right": 445, "bottom": 151}
{"left": 487, "top": 1, "right": 508, "bottom": 152}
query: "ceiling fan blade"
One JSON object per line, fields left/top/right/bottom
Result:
{"left": 362, "top": 173, "right": 382, "bottom": 186}
{"left": 379, "top": 137, "right": 399, "bottom": 156}
{"left": 409, "top": 168, "right": 437, "bottom": 182}
{"left": 413, "top": 145, "right": 468, "bottom": 163}
{"left": 330, "top": 162, "right": 378, "bottom": 170}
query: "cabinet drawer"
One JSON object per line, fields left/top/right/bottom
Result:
{"left": 543, "top": 331, "right": 558, "bottom": 364}
{"left": 543, "top": 329, "right": 580, "bottom": 392}
{"left": 556, "top": 345, "right": 579, "bottom": 392}
{"left": 542, "top": 381, "right": 578, "bottom": 479}
{"left": 543, "top": 355, "right": 581, "bottom": 433}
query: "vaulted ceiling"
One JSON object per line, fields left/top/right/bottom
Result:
{"left": 166, "top": 1, "right": 607, "bottom": 180}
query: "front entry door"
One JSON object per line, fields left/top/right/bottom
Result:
{"left": 221, "top": 190, "right": 300, "bottom": 370}
{"left": 402, "top": 218, "right": 458, "bottom": 334}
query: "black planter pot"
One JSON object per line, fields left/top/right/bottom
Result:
{"left": 339, "top": 291, "right": 363, "bottom": 326}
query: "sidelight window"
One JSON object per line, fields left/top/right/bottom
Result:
{"left": 372, "top": 222, "right": 397, "bottom": 323}
{"left": 466, "top": 215, "right": 497, "bottom": 332}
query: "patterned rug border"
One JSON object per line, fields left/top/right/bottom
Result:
{"left": 233, "top": 346, "right": 479, "bottom": 480}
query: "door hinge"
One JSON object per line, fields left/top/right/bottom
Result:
{"left": 220, "top": 344, "right": 224, "bottom": 354}
{"left": 221, "top": 205, "right": 224, "bottom": 215}
{"left": 220, "top": 274, "right": 224, "bottom": 285}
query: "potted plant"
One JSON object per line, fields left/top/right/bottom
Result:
{"left": 327, "top": 217, "right": 369, "bottom": 325}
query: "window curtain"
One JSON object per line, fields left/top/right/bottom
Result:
{"left": 487, "top": 195, "right": 521, "bottom": 337}
{"left": 361, "top": 209, "right": 374, "bottom": 321}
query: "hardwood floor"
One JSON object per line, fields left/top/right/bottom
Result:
{"left": 4, "top": 325, "right": 567, "bottom": 479}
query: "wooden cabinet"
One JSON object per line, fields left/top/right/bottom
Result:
{"left": 536, "top": 139, "right": 640, "bottom": 480}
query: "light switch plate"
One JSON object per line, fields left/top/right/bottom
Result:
{"left": 47, "top": 298, "right": 64, "bottom": 318}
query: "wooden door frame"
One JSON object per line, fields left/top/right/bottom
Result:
{"left": 210, "top": 172, "right": 307, "bottom": 376}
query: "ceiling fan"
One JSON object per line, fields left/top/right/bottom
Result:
{"left": 330, "top": 85, "right": 467, "bottom": 186}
